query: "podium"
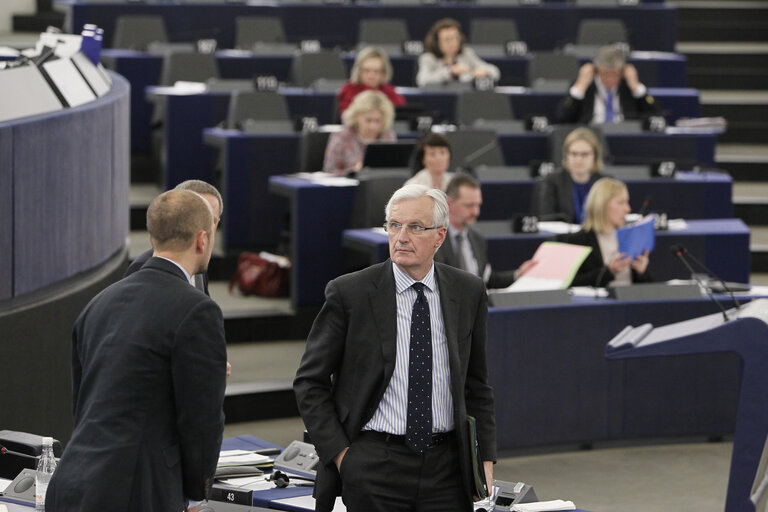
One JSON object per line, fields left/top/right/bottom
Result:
{"left": 606, "top": 299, "right": 768, "bottom": 512}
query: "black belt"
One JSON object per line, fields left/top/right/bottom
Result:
{"left": 360, "top": 430, "right": 456, "bottom": 448}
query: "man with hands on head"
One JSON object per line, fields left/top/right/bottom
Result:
{"left": 294, "top": 184, "right": 496, "bottom": 512}
{"left": 556, "top": 44, "right": 660, "bottom": 125}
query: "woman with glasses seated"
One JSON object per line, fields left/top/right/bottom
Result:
{"left": 323, "top": 90, "right": 396, "bottom": 176}
{"left": 405, "top": 132, "right": 454, "bottom": 191}
{"left": 533, "top": 127, "right": 608, "bottom": 224}
{"left": 556, "top": 177, "right": 652, "bottom": 287}
{"left": 338, "top": 46, "right": 405, "bottom": 117}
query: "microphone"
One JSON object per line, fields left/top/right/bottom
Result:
{"left": 669, "top": 244, "right": 730, "bottom": 322}
{"left": 637, "top": 196, "right": 652, "bottom": 218}
{"left": 673, "top": 243, "right": 741, "bottom": 311}
{"left": 0, "top": 445, "right": 39, "bottom": 460}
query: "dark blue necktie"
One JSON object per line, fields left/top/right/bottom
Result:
{"left": 405, "top": 282, "right": 433, "bottom": 454}
{"left": 605, "top": 90, "right": 615, "bottom": 123}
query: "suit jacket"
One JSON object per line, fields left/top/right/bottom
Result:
{"left": 556, "top": 78, "right": 660, "bottom": 125}
{"left": 555, "top": 230, "right": 653, "bottom": 287}
{"left": 293, "top": 260, "right": 496, "bottom": 511}
{"left": 47, "top": 257, "right": 227, "bottom": 512}
{"left": 533, "top": 170, "right": 607, "bottom": 224}
{"left": 435, "top": 227, "right": 516, "bottom": 289}
{"left": 126, "top": 248, "right": 209, "bottom": 295}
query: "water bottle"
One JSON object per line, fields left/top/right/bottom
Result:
{"left": 35, "top": 437, "right": 57, "bottom": 511}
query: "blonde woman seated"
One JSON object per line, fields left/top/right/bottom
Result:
{"left": 405, "top": 132, "right": 454, "bottom": 191}
{"left": 556, "top": 177, "right": 652, "bottom": 287}
{"left": 322, "top": 90, "right": 396, "bottom": 176}
{"left": 416, "top": 18, "right": 500, "bottom": 87}
{"left": 337, "top": 46, "right": 405, "bottom": 117}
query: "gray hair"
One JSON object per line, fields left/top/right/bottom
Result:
{"left": 385, "top": 184, "right": 449, "bottom": 228}
{"left": 174, "top": 179, "right": 223, "bottom": 216}
{"left": 593, "top": 44, "right": 626, "bottom": 69}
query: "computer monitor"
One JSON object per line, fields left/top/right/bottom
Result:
{"left": 0, "top": 65, "right": 63, "bottom": 123}
{"left": 362, "top": 140, "right": 416, "bottom": 169}
{"left": 41, "top": 57, "right": 96, "bottom": 107}
{"left": 71, "top": 52, "right": 111, "bottom": 97}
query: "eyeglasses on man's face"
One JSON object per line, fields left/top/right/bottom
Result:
{"left": 384, "top": 221, "right": 439, "bottom": 236}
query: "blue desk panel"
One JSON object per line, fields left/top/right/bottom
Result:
{"left": 487, "top": 298, "right": 743, "bottom": 450}
{"left": 61, "top": 1, "right": 677, "bottom": 52}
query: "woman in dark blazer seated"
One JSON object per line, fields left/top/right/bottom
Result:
{"left": 534, "top": 127, "right": 608, "bottom": 224}
{"left": 557, "top": 177, "right": 652, "bottom": 287}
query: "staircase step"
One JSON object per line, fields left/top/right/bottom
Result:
{"left": 677, "top": 3, "right": 768, "bottom": 42}
{"left": 717, "top": 144, "right": 768, "bottom": 181}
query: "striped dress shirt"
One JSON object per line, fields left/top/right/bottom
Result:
{"left": 363, "top": 262, "right": 454, "bottom": 434}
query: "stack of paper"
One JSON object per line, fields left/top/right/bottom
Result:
{"left": 511, "top": 500, "right": 576, "bottom": 511}
{"left": 509, "top": 242, "right": 592, "bottom": 291}
{"left": 218, "top": 449, "right": 274, "bottom": 468}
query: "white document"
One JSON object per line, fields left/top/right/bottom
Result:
{"left": 218, "top": 449, "right": 272, "bottom": 466}
{"left": 273, "top": 494, "right": 346, "bottom": 512}
{"left": 511, "top": 500, "right": 576, "bottom": 511}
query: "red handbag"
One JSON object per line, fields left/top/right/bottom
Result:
{"left": 229, "top": 252, "right": 291, "bottom": 297}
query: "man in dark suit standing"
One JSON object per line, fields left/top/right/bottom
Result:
{"left": 436, "top": 175, "right": 534, "bottom": 289}
{"left": 294, "top": 184, "right": 496, "bottom": 512}
{"left": 47, "top": 190, "right": 227, "bottom": 512}
{"left": 125, "top": 179, "right": 223, "bottom": 296}
{"left": 556, "top": 44, "right": 660, "bottom": 125}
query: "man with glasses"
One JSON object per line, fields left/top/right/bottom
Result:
{"left": 437, "top": 174, "right": 535, "bottom": 289}
{"left": 556, "top": 44, "right": 660, "bottom": 125}
{"left": 294, "top": 184, "right": 496, "bottom": 512}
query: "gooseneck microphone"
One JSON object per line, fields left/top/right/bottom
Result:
{"left": 670, "top": 244, "right": 730, "bottom": 322}
{"left": 674, "top": 243, "right": 741, "bottom": 311}
{"left": 0, "top": 445, "right": 39, "bottom": 460}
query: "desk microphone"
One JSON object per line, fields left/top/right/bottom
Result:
{"left": 670, "top": 244, "right": 730, "bottom": 322}
{"left": 0, "top": 445, "right": 39, "bottom": 460}
{"left": 637, "top": 196, "right": 652, "bottom": 218}
{"left": 673, "top": 243, "right": 741, "bottom": 311}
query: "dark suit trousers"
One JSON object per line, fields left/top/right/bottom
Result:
{"left": 339, "top": 433, "right": 471, "bottom": 512}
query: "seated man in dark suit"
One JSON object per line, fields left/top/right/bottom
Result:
{"left": 47, "top": 190, "right": 227, "bottom": 512}
{"left": 436, "top": 174, "right": 534, "bottom": 289}
{"left": 125, "top": 179, "right": 222, "bottom": 296}
{"left": 556, "top": 44, "right": 660, "bottom": 125}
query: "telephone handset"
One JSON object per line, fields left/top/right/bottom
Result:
{"left": 492, "top": 480, "right": 538, "bottom": 510}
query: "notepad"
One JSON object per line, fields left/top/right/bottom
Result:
{"left": 509, "top": 242, "right": 592, "bottom": 291}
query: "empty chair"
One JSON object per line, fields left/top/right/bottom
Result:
{"left": 227, "top": 90, "right": 293, "bottom": 133}
{"left": 469, "top": 19, "right": 522, "bottom": 58}
{"left": 576, "top": 19, "right": 628, "bottom": 47}
{"left": 112, "top": 15, "right": 167, "bottom": 51}
{"left": 455, "top": 91, "right": 525, "bottom": 133}
{"left": 469, "top": 19, "right": 521, "bottom": 45}
{"left": 290, "top": 50, "right": 347, "bottom": 88}
{"left": 358, "top": 18, "right": 410, "bottom": 45}
{"left": 528, "top": 52, "right": 580, "bottom": 91}
{"left": 159, "top": 52, "right": 219, "bottom": 85}
{"left": 235, "top": 16, "right": 286, "bottom": 49}
{"left": 444, "top": 129, "right": 505, "bottom": 170}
